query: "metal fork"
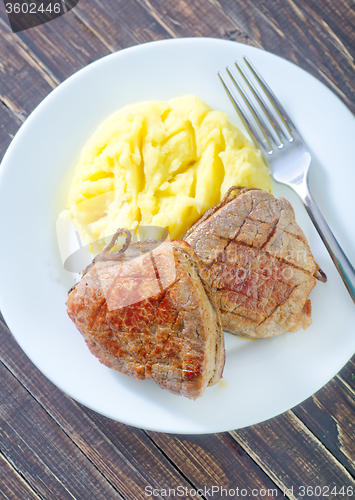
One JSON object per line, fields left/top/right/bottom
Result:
{"left": 218, "top": 57, "right": 355, "bottom": 304}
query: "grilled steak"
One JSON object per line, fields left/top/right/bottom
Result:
{"left": 67, "top": 230, "right": 225, "bottom": 399}
{"left": 185, "top": 187, "right": 326, "bottom": 338}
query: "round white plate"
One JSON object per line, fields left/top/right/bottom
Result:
{"left": 0, "top": 38, "right": 354, "bottom": 434}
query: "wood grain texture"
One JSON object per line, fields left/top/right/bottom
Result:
{"left": 137, "top": 0, "right": 252, "bottom": 41}
{"left": 0, "top": 452, "right": 41, "bottom": 500}
{"left": 145, "top": 431, "right": 283, "bottom": 498}
{"left": 0, "top": 13, "right": 58, "bottom": 88}
{"left": 0, "top": 360, "right": 123, "bottom": 500}
{"left": 230, "top": 411, "right": 355, "bottom": 499}
{"left": 0, "top": 102, "right": 22, "bottom": 160}
{"left": 0, "top": 15, "right": 56, "bottom": 120}
{"left": 64, "top": 0, "right": 172, "bottom": 51}
{"left": 215, "top": 0, "right": 355, "bottom": 113}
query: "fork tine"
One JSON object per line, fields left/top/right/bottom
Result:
{"left": 243, "top": 56, "right": 294, "bottom": 137}
{"left": 226, "top": 66, "right": 277, "bottom": 153}
{"left": 218, "top": 71, "right": 272, "bottom": 154}
{"left": 234, "top": 61, "right": 284, "bottom": 144}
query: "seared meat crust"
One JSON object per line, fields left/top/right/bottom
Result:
{"left": 185, "top": 187, "right": 324, "bottom": 338}
{"left": 67, "top": 237, "right": 225, "bottom": 399}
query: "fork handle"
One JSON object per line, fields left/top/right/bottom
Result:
{"left": 300, "top": 187, "right": 355, "bottom": 304}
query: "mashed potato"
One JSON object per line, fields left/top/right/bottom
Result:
{"left": 66, "top": 95, "right": 272, "bottom": 250}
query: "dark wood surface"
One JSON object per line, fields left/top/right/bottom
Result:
{"left": 0, "top": 1, "right": 354, "bottom": 498}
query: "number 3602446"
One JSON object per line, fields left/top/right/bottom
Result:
{"left": 5, "top": 2, "right": 62, "bottom": 14}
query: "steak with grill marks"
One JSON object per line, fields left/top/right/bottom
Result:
{"left": 67, "top": 230, "right": 225, "bottom": 399}
{"left": 185, "top": 187, "right": 326, "bottom": 338}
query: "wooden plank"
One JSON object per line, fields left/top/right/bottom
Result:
{"left": 0, "top": 360, "right": 123, "bottom": 500}
{"left": 230, "top": 411, "right": 355, "bottom": 499}
{"left": 0, "top": 319, "right": 202, "bottom": 499}
{"left": 125, "top": 6, "right": 355, "bottom": 487}
{"left": 145, "top": 431, "right": 283, "bottom": 498}
{"left": 0, "top": 1, "right": 109, "bottom": 83}
{"left": 215, "top": 0, "right": 355, "bottom": 113}
{"left": 0, "top": 102, "right": 22, "bottom": 162}
{"left": 293, "top": 375, "right": 355, "bottom": 477}
{"left": 0, "top": 452, "right": 41, "bottom": 500}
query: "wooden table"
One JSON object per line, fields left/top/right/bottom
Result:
{"left": 0, "top": 1, "right": 354, "bottom": 498}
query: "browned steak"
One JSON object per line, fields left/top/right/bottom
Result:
{"left": 185, "top": 187, "right": 325, "bottom": 338}
{"left": 67, "top": 231, "right": 225, "bottom": 399}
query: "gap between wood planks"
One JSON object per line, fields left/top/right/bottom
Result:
{"left": 0, "top": 360, "right": 127, "bottom": 500}
{"left": 140, "top": 431, "right": 282, "bottom": 499}
{"left": 0, "top": 449, "right": 44, "bottom": 500}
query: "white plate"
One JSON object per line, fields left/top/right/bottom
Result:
{"left": 0, "top": 38, "right": 354, "bottom": 434}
